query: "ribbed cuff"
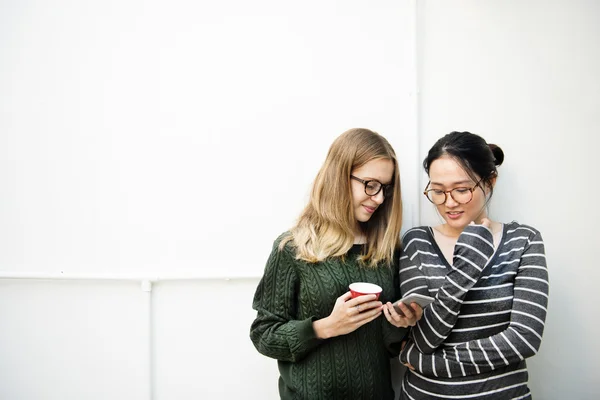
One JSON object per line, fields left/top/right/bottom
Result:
{"left": 289, "top": 317, "right": 323, "bottom": 359}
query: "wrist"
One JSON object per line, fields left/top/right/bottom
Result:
{"left": 313, "top": 317, "right": 333, "bottom": 339}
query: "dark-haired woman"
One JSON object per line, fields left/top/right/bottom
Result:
{"left": 397, "top": 131, "right": 549, "bottom": 399}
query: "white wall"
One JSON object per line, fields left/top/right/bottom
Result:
{"left": 0, "top": 0, "right": 416, "bottom": 279}
{"left": 152, "top": 279, "right": 278, "bottom": 399}
{"left": 0, "top": 280, "right": 151, "bottom": 400}
{"left": 1, "top": 1, "right": 599, "bottom": 399}
{"left": 0, "top": 0, "right": 414, "bottom": 399}
{"left": 417, "top": 1, "right": 600, "bottom": 399}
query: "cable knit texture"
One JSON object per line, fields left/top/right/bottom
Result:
{"left": 250, "top": 233, "right": 407, "bottom": 400}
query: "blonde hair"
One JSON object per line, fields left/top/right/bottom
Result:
{"left": 281, "top": 128, "right": 403, "bottom": 267}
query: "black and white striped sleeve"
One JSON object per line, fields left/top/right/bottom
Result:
{"left": 402, "top": 231, "right": 548, "bottom": 378}
{"left": 403, "top": 225, "right": 495, "bottom": 354}
{"left": 398, "top": 236, "right": 430, "bottom": 299}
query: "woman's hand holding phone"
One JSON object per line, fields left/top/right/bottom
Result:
{"left": 383, "top": 300, "right": 423, "bottom": 328}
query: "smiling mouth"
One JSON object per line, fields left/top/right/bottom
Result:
{"left": 446, "top": 211, "right": 463, "bottom": 219}
{"left": 363, "top": 205, "right": 377, "bottom": 213}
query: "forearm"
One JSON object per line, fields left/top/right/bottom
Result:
{"left": 439, "top": 236, "right": 548, "bottom": 376}
{"left": 250, "top": 312, "right": 323, "bottom": 362}
{"left": 409, "top": 226, "right": 495, "bottom": 353}
{"left": 403, "top": 231, "right": 549, "bottom": 377}
{"left": 313, "top": 316, "right": 334, "bottom": 339}
{"left": 250, "top": 238, "right": 323, "bottom": 362}
{"left": 382, "top": 317, "right": 409, "bottom": 357}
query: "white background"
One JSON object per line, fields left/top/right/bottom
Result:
{"left": 1, "top": 1, "right": 598, "bottom": 399}
{"left": 0, "top": 0, "right": 417, "bottom": 279}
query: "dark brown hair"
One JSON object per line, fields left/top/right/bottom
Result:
{"left": 424, "top": 131, "right": 504, "bottom": 195}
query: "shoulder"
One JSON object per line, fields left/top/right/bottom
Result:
{"left": 272, "top": 231, "right": 291, "bottom": 247}
{"left": 504, "top": 221, "right": 543, "bottom": 240}
{"left": 401, "top": 226, "right": 431, "bottom": 244}
{"left": 271, "top": 231, "right": 297, "bottom": 257}
{"left": 400, "top": 226, "right": 433, "bottom": 253}
{"left": 401, "top": 226, "right": 430, "bottom": 241}
{"left": 261, "top": 232, "right": 302, "bottom": 276}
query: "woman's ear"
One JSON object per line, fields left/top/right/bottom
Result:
{"left": 487, "top": 176, "right": 497, "bottom": 194}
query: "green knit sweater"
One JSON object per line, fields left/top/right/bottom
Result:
{"left": 250, "top": 235, "right": 407, "bottom": 400}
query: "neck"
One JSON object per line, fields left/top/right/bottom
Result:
{"left": 354, "top": 233, "right": 366, "bottom": 244}
{"left": 439, "top": 225, "right": 462, "bottom": 238}
{"left": 354, "top": 225, "right": 366, "bottom": 244}
{"left": 439, "top": 219, "right": 499, "bottom": 238}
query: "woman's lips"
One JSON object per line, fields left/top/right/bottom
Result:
{"left": 446, "top": 211, "right": 463, "bottom": 220}
{"left": 363, "top": 205, "right": 376, "bottom": 214}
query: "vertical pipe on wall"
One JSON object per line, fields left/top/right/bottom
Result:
{"left": 404, "top": 0, "right": 421, "bottom": 229}
{"left": 141, "top": 280, "right": 153, "bottom": 400}
{"left": 412, "top": 0, "right": 421, "bottom": 227}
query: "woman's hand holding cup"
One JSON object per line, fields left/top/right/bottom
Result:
{"left": 313, "top": 283, "right": 383, "bottom": 339}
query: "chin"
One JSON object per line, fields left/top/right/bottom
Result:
{"left": 445, "top": 218, "right": 468, "bottom": 231}
{"left": 356, "top": 213, "right": 372, "bottom": 223}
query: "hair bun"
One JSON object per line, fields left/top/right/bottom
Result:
{"left": 488, "top": 144, "right": 504, "bottom": 166}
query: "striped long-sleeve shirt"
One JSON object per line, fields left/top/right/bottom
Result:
{"left": 398, "top": 222, "right": 548, "bottom": 399}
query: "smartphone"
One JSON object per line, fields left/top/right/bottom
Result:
{"left": 393, "top": 293, "right": 434, "bottom": 316}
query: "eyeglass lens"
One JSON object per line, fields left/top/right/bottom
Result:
{"left": 426, "top": 188, "right": 472, "bottom": 204}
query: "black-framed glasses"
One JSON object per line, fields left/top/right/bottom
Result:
{"left": 423, "top": 178, "right": 483, "bottom": 205}
{"left": 351, "top": 175, "right": 393, "bottom": 197}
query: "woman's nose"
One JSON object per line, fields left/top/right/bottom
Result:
{"left": 444, "top": 192, "right": 459, "bottom": 206}
{"left": 371, "top": 190, "right": 385, "bottom": 204}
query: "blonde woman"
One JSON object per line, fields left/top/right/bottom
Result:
{"left": 250, "top": 128, "right": 421, "bottom": 399}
